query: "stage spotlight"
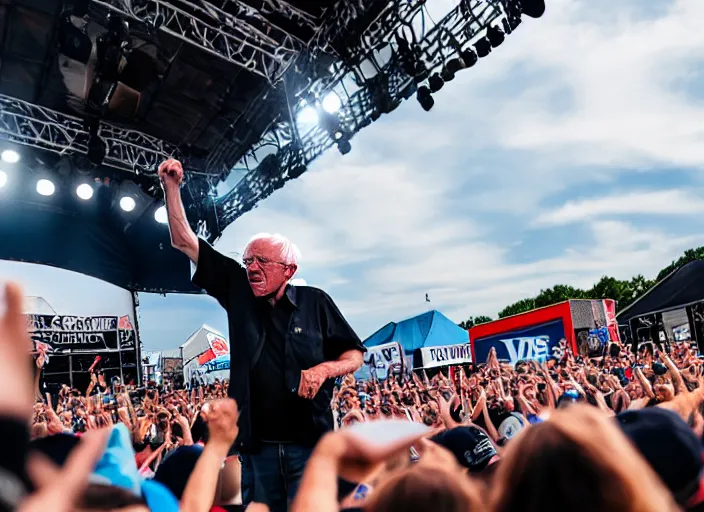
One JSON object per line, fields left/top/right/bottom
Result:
{"left": 154, "top": 205, "right": 168, "bottom": 224}
{"left": 0, "top": 170, "right": 6, "bottom": 188}
{"left": 428, "top": 73, "right": 444, "bottom": 93}
{"left": 337, "top": 139, "right": 351, "bottom": 156}
{"left": 1, "top": 150, "right": 19, "bottom": 164}
{"left": 120, "top": 196, "right": 136, "bottom": 212}
{"left": 416, "top": 86, "right": 434, "bottom": 112}
{"left": 76, "top": 183, "right": 94, "bottom": 200}
{"left": 442, "top": 57, "right": 465, "bottom": 82}
{"left": 297, "top": 106, "right": 319, "bottom": 126}
{"left": 36, "top": 179, "right": 55, "bottom": 196}
{"left": 475, "top": 37, "right": 492, "bottom": 58}
{"left": 487, "top": 25, "right": 505, "bottom": 47}
{"left": 521, "top": 0, "right": 545, "bottom": 18}
{"left": 322, "top": 92, "right": 342, "bottom": 114}
{"left": 460, "top": 49, "right": 478, "bottom": 68}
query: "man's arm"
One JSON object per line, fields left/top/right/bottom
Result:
{"left": 317, "top": 350, "right": 364, "bottom": 379}
{"left": 159, "top": 159, "right": 199, "bottom": 263}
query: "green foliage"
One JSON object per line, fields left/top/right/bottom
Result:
{"left": 469, "top": 247, "right": 702, "bottom": 322}
{"left": 656, "top": 247, "right": 704, "bottom": 281}
{"left": 458, "top": 315, "right": 494, "bottom": 330}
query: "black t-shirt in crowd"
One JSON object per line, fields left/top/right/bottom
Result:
{"left": 251, "top": 298, "right": 313, "bottom": 443}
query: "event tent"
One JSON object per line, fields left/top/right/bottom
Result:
{"left": 617, "top": 260, "right": 704, "bottom": 322}
{"left": 364, "top": 310, "right": 469, "bottom": 359}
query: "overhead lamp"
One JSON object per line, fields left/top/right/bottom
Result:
{"left": 321, "top": 92, "right": 342, "bottom": 114}
{"left": 76, "top": 183, "right": 94, "bottom": 200}
{"left": 297, "top": 106, "right": 319, "bottom": 126}
{"left": 428, "top": 73, "right": 444, "bottom": 93}
{"left": 460, "top": 49, "right": 478, "bottom": 68}
{"left": 154, "top": 205, "right": 168, "bottom": 224}
{"left": 36, "top": 179, "right": 55, "bottom": 196}
{"left": 337, "top": 139, "right": 352, "bottom": 156}
{"left": 442, "top": 57, "right": 465, "bottom": 82}
{"left": 416, "top": 86, "right": 434, "bottom": 112}
{"left": 474, "top": 37, "right": 492, "bottom": 58}
{"left": 120, "top": 196, "right": 136, "bottom": 212}
{"left": 1, "top": 150, "right": 19, "bottom": 164}
{"left": 487, "top": 25, "right": 505, "bottom": 47}
{"left": 0, "top": 170, "right": 6, "bottom": 188}
{"left": 521, "top": 0, "right": 545, "bottom": 18}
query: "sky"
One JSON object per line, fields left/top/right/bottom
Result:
{"left": 3, "top": 0, "right": 704, "bottom": 351}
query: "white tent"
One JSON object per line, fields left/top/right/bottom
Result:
{"left": 180, "top": 325, "right": 230, "bottom": 384}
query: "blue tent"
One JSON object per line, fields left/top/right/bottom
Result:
{"left": 364, "top": 310, "right": 469, "bottom": 360}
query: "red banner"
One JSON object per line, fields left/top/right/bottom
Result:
{"left": 603, "top": 299, "right": 620, "bottom": 342}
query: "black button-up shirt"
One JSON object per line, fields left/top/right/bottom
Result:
{"left": 192, "top": 239, "right": 365, "bottom": 453}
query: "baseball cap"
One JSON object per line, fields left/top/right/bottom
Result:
{"left": 431, "top": 425, "right": 498, "bottom": 472}
{"left": 498, "top": 412, "right": 528, "bottom": 441}
{"left": 616, "top": 407, "right": 703, "bottom": 506}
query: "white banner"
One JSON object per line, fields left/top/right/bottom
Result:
{"left": 421, "top": 344, "right": 472, "bottom": 368}
{"left": 364, "top": 341, "right": 404, "bottom": 380}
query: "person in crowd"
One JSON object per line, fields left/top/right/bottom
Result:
{"left": 157, "top": 158, "right": 366, "bottom": 511}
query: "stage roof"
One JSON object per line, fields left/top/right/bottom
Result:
{"left": 617, "top": 260, "right": 704, "bottom": 322}
{"left": 0, "top": 0, "right": 543, "bottom": 292}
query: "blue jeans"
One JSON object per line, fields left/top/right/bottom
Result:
{"left": 249, "top": 443, "right": 313, "bottom": 512}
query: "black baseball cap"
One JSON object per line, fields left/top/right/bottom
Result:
{"left": 616, "top": 407, "right": 703, "bottom": 506}
{"left": 431, "top": 425, "right": 498, "bottom": 472}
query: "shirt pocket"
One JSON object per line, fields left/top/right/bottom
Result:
{"left": 290, "top": 324, "right": 325, "bottom": 368}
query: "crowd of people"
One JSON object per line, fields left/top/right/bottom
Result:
{"left": 11, "top": 286, "right": 704, "bottom": 512}
{"left": 4, "top": 157, "right": 704, "bottom": 512}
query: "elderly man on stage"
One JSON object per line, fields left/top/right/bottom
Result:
{"left": 158, "top": 158, "right": 365, "bottom": 511}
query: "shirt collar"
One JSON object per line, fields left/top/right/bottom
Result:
{"left": 285, "top": 284, "right": 298, "bottom": 308}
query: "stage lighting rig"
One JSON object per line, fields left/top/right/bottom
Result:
{"left": 474, "top": 37, "right": 492, "bottom": 58}
{"left": 521, "top": 0, "right": 546, "bottom": 19}
{"left": 428, "top": 73, "right": 444, "bottom": 93}
{"left": 416, "top": 86, "right": 434, "bottom": 112}
{"left": 487, "top": 25, "right": 505, "bottom": 47}
{"left": 87, "top": 14, "right": 131, "bottom": 115}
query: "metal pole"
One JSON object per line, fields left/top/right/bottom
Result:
{"left": 131, "top": 291, "right": 144, "bottom": 386}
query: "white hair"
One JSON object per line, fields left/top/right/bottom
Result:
{"left": 245, "top": 232, "right": 301, "bottom": 268}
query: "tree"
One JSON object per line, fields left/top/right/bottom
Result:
{"left": 458, "top": 315, "right": 493, "bottom": 330}
{"left": 534, "top": 284, "right": 586, "bottom": 309}
{"left": 587, "top": 276, "right": 630, "bottom": 304}
{"left": 498, "top": 298, "right": 536, "bottom": 319}
{"left": 656, "top": 247, "right": 704, "bottom": 281}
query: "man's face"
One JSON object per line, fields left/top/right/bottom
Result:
{"left": 243, "top": 239, "right": 296, "bottom": 297}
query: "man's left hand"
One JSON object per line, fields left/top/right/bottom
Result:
{"left": 299, "top": 366, "right": 328, "bottom": 400}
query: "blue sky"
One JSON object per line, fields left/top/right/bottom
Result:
{"left": 3, "top": 0, "right": 704, "bottom": 351}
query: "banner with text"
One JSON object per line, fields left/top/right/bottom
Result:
{"left": 363, "top": 341, "right": 404, "bottom": 381}
{"left": 27, "top": 315, "right": 136, "bottom": 353}
{"left": 420, "top": 344, "right": 472, "bottom": 368}
{"left": 472, "top": 319, "right": 566, "bottom": 365}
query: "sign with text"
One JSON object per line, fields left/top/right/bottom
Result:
{"left": 472, "top": 319, "right": 565, "bottom": 364}
{"left": 364, "top": 341, "right": 404, "bottom": 381}
{"left": 27, "top": 315, "right": 120, "bottom": 352}
{"left": 420, "top": 344, "right": 472, "bottom": 368}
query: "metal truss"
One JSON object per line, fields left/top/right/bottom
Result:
{"left": 0, "top": 93, "right": 184, "bottom": 175}
{"left": 91, "top": 0, "right": 320, "bottom": 82}
{"left": 209, "top": 0, "right": 512, "bottom": 239}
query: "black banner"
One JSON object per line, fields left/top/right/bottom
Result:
{"left": 28, "top": 315, "right": 120, "bottom": 352}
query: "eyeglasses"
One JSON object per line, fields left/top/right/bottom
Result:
{"left": 242, "top": 255, "right": 288, "bottom": 268}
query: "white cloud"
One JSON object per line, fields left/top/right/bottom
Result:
{"left": 534, "top": 189, "right": 704, "bottom": 226}
{"left": 214, "top": 0, "right": 704, "bottom": 339}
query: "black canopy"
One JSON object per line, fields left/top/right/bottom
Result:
{"left": 617, "top": 260, "right": 704, "bottom": 322}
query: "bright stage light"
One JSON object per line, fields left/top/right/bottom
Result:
{"left": 154, "top": 206, "right": 168, "bottom": 224}
{"left": 36, "top": 179, "right": 55, "bottom": 196}
{"left": 0, "top": 170, "right": 6, "bottom": 188}
{"left": 76, "top": 183, "right": 94, "bottom": 200}
{"left": 297, "top": 106, "right": 319, "bottom": 126}
{"left": 322, "top": 92, "right": 342, "bottom": 113}
{"left": 120, "top": 196, "right": 136, "bottom": 212}
{"left": 1, "top": 150, "right": 19, "bottom": 164}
